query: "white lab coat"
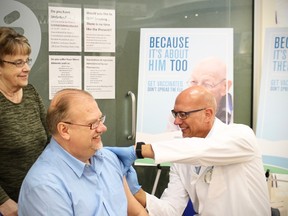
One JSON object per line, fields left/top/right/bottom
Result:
{"left": 146, "top": 118, "right": 270, "bottom": 216}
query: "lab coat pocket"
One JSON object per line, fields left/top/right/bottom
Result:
{"left": 207, "top": 167, "right": 227, "bottom": 199}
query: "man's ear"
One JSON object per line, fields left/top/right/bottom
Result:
{"left": 57, "top": 122, "right": 70, "bottom": 140}
{"left": 205, "top": 108, "right": 214, "bottom": 121}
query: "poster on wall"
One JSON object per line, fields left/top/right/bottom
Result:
{"left": 84, "top": 56, "right": 115, "bottom": 99}
{"left": 48, "top": 5, "right": 82, "bottom": 52}
{"left": 49, "top": 55, "right": 82, "bottom": 99}
{"left": 136, "top": 28, "right": 233, "bottom": 165}
{"left": 256, "top": 27, "right": 288, "bottom": 174}
{"left": 84, "top": 8, "right": 115, "bottom": 52}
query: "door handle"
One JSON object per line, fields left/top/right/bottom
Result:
{"left": 127, "top": 91, "right": 136, "bottom": 140}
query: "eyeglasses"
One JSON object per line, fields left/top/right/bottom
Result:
{"left": 171, "top": 108, "right": 206, "bottom": 120}
{"left": 63, "top": 115, "right": 106, "bottom": 130}
{"left": 1, "top": 58, "right": 32, "bottom": 68}
{"left": 188, "top": 78, "right": 225, "bottom": 89}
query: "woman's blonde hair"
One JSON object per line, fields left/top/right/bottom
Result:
{"left": 0, "top": 27, "right": 31, "bottom": 65}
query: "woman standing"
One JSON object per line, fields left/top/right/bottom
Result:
{"left": 0, "top": 27, "right": 49, "bottom": 216}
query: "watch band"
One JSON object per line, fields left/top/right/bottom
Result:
{"left": 136, "top": 142, "right": 145, "bottom": 159}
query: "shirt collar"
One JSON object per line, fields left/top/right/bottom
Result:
{"left": 206, "top": 117, "right": 223, "bottom": 138}
{"left": 49, "top": 138, "right": 88, "bottom": 178}
{"left": 92, "top": 149, "right": 105, "bottom": 175}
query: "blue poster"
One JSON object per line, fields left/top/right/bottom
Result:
{"left": 135, "top": 28, "right": 233, "bottom": 165}
{"left": 256, "top": 27, "right": 288, "bottom": 173}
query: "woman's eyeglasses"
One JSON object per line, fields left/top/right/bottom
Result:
{"left": 1, "top": 58, "right": 32, "bottom": 68}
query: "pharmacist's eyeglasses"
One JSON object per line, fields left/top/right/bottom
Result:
{"left": 171, "top": 108, "right": 206, "bottom": 120}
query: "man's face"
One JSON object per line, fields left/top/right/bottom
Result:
{"left": 173, "top": 97, "right": 208, "bottom": 138}
{"left": 189, "top": 72, "right": 226, "bottom": 107}
{"left": 66, "top": 96, "right": 107, "bottom": 162}
{"left": 188, "top": 58, "right": 231, "bottom": 108}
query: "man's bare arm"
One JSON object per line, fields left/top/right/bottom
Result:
{"left": 123, "top": 178, "right": 148, "bottom": 216}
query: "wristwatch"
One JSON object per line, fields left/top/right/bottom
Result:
{"left": 136, "top": 142, "right": 145, "bottom": 159}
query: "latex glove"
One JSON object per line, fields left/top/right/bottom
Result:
{"left": 126, "top": 166, "right": 141, "bottom": 194}
{"left": 105, "top": 146, "right": 136, "bottom": 171}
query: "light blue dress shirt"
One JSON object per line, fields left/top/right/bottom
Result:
{"left": 18, "top": 138, "right": 127, "bottom": 216}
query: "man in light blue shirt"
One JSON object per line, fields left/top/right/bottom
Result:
{"left": 18, "top": 89, "right": 147, "bottom": 216}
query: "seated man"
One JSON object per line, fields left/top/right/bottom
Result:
{"left": 18, "top": 89, "right": 147, "bottom": 216}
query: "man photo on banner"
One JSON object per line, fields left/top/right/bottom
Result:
{"left": 166, "top": 56, "right": 233, "bottom": 132}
